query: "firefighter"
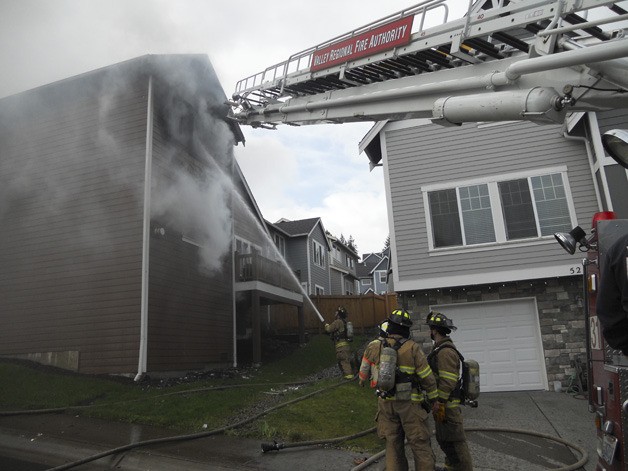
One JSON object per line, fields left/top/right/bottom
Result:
{"left": 361, "top": 309, "right": 438, "bottom": 471}
{"left": 426, "top": 311, "right": 473, "bottom": 471}
{"left": 358, "top": 321, "right": 389, "bottom": 388}
{"left": 596, "top": 232, "right": 628, "bottom": 355}
{"left": 324, "top": 306, "right": 354, "bottom": 379}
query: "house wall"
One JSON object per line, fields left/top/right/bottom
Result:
{"left": 385, "top": 119, "right": 598, "bottom": 290}
{"left": 330, "top": 269, "right": 343, "bottom": 295}
{"left": 285, "top": 236, "right": 309, "bottom": 288}
{"left": 146, "top": 88, "right": 237, "bottom": 372}
{"left": 0, "top": 72, "right": 148, "bottom": 374}
{"left": 403, "top": 276, "right": 586, "bottom": 387}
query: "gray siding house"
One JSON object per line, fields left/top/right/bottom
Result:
{"left": 0, "top": 55, "right": 303, "bottom": 376}
{"left": 270, "top": 217, "right": 332, "bottom": 295}
{"left": 328, "top": 234, "right": 359, "bottom": 295}
{"left": 361, "top": 110, "right": 628, "bottom": 392}
{"left": 357, "top": 250, "right": 390, "bottom": 294}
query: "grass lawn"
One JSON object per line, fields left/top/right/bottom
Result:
{"left": 0, "top": 334, "right": 383, "bottom": 452}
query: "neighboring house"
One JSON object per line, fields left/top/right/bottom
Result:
{"left": 327, "top": 233, "right": 359, "bottom": 295}
{"left": 269, "top": 217, "right": 332, "bottom": 295}
{"left": 361, "top": 110, "right": 628, "bottom": 392}
{"left": 357, "top": 249, "right": 390, "bottom": 294}
{"left": 0, "top": 54, "right": 303, "bottom": 376}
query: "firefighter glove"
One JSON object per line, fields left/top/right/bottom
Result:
{"left": 433, "top": 401, "right": 446, "bottom": 422}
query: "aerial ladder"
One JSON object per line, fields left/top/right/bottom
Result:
{"left": 230, "top": 0, "right": 628, "bottom": 128}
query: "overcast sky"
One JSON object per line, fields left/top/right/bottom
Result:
{"left": 0, "top": 0, "right": 468, "bottom": 256}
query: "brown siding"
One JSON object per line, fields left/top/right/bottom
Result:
{"left": 0, "top": 72, "right": 148, "bottom": 374}
{"left": 146, "top": 121, "right": 233, "bottom": 372}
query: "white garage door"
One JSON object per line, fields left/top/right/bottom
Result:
{"left": 432, "top": 298, "right": 547, "bottom": 392}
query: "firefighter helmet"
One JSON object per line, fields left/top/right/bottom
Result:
{"left": 336, "top": 306, "right": 348, "bottom": 319}
{"left": 388, "top": 309, "right": 413, "bottom": 327}
{"left": 425, "top": 311, "right": 457, "bottom": 331}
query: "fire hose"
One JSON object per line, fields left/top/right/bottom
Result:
{"left": 43, "top": 377, "right": 354, "bottom": 471}
{"left": 349, "top": 426, "right": 589, "bottom": 471}
{"left": 7, "top": 382, "right": 591, "bottom": 471}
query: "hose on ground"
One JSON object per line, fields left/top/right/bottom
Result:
{"left": 0, "top": 380, "right": 321, "bottom": 417}
{"left": 44, "top": 377, "right": 354, "bottom": 471}
{"left": 261, "top": 426, "right": 376, "bottom": 452}
{"left": 349, "top": 426, "right": 589, "bottom": 471}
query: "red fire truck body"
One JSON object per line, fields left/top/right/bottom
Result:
{"left": 584, "top": 217, "right": 628, "bottom": 470}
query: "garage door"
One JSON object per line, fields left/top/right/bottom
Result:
{"left": 432, "top": 298, "right": 547, "bottom": 392}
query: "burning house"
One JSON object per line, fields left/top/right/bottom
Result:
{"left": 0, "top": 55, "right": 304, "bottom": 377}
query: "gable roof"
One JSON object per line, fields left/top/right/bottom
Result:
{"left": 273, "top": 217, "right": 331, "bottom": 250}
{"left": 273, "top": 217, "right": 320, "bottom": 236}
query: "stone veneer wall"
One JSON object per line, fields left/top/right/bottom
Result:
{"left": 399, "top": 276, "right": 586, "bottom": 390}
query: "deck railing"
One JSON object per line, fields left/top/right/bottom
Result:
{"left": 235, "top": 252, "right": 301, "bottom": 292}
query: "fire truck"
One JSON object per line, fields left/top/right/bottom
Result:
{"left": 553, "top": 211, "right": 628, "bottom": 471}
{"left": 230, "top": 0, "right": 628, "bottom": 468}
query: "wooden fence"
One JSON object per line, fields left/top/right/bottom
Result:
{"left": 267, "top": 293, "right": 398, "bottom": 335}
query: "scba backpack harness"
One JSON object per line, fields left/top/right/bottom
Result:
{"left": 376, "top": 338, "right": 413, "bottom": 399}
{"left": 428, "top": 344, "right": 480, "bottom": 407}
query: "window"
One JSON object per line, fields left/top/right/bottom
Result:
{"left": 345, "top": 255, "right": 354, "bottom": 269}
{"left": 378, "top": 271, "right": 387, "bottom": 283}
{"left": 312, "top": 240, "right": 325, "bottom": 267}
{"left": 273, "top": 233, "right": 286, "bottom": 257}
{"left": 332, "top": 244, "right": 341, "bottom": 261}
{"left": 315, "top": 285, "right": 325, "bottom": 295}
{"left": 425, "top": 170, "right": 574, "bottom": 249}
{"left": 362, "top": 279, "right": 372, "bottom": 286}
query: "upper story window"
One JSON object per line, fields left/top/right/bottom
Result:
{"left": 312, "top": 239, "right": 326, "bottom": 267}
{"left": 345, "top": 255, "right": 354, "bottom": 269}
{"left": 273, "top": 233, "right": 286, "bottom": 257}
{"left": 378, "top": 271, "right": 387, "bottom": 283}
{"left": 362, "top": 279, "right": 372, "bottom": 286}
{"left": 424, "top": 168, "right": 575, "bottom": 250}
{"left": 332, "top": 244, "right": 341, "bottom": 261}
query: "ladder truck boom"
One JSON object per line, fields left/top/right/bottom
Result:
{"left": 230, "top": 0, "right": 628, "bottom": 128}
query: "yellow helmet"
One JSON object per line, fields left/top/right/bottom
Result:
{"left": 425, "top": 311, "right": 457, "bottom": 331}
{"left": 388, "top": 309, "right": 413, "bottom": 327}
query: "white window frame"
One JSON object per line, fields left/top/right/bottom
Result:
{"left": 273, "top": 233, "right": 286, "bottom": 257}
{"left": 312, "top": 239, "right": 326, "bottom": 268}
{"left": 362, "top": 279, "right": 372, "bottom": 286}
{"left": 315, "top": 284, "right": 325, "bottom": 295}
{"left": 378, "top": 271, "right": 387, "bottom": 283}
{"left": 332, "top": 244, "right": 342, "bottom": 262}
{"left": 345, "top": 255, "right": 355, "bottom": 269}
{"left": 422, "top": 166, "right": 578, "bottom": 253}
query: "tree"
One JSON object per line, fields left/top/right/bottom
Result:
{"left": 348, "top": 235, "right": 358, "bottom": 254}
{"left": 383, "top": 235, "right": 390, "bottom": 252}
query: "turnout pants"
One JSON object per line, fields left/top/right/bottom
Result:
{"left": 434, "top": 407, "right": 473, "bottom": 471}
{"left": 376, "top": 399, "right": 434, "bottom": 471}
{"left": 336, "top": 344, "right": 354, "bottom": 378}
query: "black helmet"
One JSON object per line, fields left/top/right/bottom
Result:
{"left": 388, "top": 309, "right": 413, "bottom": 327}
{"left": 426, "top": 311, "right": 457, "bottom": 332}
{"left": 336, "top": 306, "right": 348, "bottom": 318}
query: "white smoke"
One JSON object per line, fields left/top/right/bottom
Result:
{"left": 151, "top": 167, "right": 233, "bottom": 273}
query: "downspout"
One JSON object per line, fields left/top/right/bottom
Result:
{"left": 135, "top": 75, "right": 154, "bottom": 382}
{"left": 231, "top": 141, "right": 238, "bottom": 368}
